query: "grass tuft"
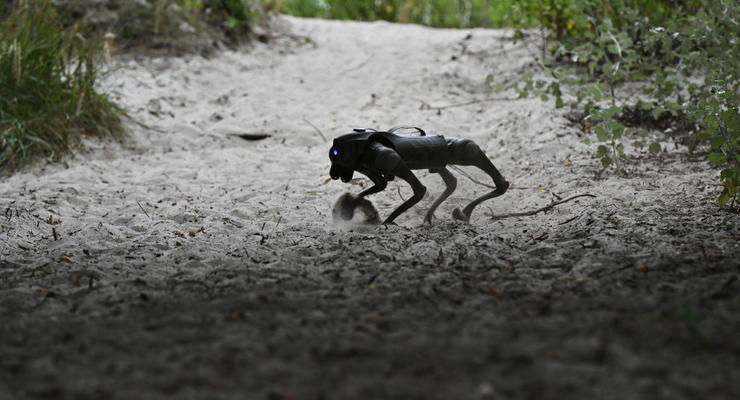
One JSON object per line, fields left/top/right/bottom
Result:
{"left": 0, "top": 0, "right": 121, "bottom": 172}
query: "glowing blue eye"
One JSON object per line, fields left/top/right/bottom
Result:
{"left": 332, "top": 149, "right": 338, "bottom": 156}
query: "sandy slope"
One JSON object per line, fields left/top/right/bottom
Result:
{"left": 1, "top": 16, "right": 739, "bottom": 400}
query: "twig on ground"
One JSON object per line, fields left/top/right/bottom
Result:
{"left": 423, "top": 97, "right": 519, "bottom": 111}
{"left": 558, "top": 215, "right": 580, "bottom": 225}
{"left": 227, "top": 132, "right": 271, "bottom": 141}
{"left": 339, "top": 54, "right": 374, "bottom": 75}
{"left": 489, "top": 194, "right": 596, "bottom": 220}
{"left": 449, "top": 166, "right": 531, "bottom": 190}
{"left": 260, "top": 215, "right": 283, "bottom": 245}
{"left": 397, "top": 186, "right": 406, "bottom": 201}
{"left": 271, "top": 215, "right": 283, "bottom": 235}
{"left": 125, "top": 116, "right": 167, "bottom": 133}
{"left": 137, "top": 200, "right": 151, "bottom": 219}
{"left": 303, "top": 118, "right": 327, "bottom": 143}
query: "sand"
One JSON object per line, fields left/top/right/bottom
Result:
{"left": 1, "top": 16, "right": 738, "bottom": 400}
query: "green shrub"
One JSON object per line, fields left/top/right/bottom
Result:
{"left": 0, "top": 0, "right": 121, "bottom": 172}
{"left": 55, "top": 0, "right": 260, "bottom": 55}
{"left": 279, "top": 0, "right": 537, "bottom": 28}
{"left": 519, "top": 0, "right": 739, "bottom": 209}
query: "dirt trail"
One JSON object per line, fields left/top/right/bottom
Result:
{"left": 1, "top": 16, "right": 739, "bottom": 400}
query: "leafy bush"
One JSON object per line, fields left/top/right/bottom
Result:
{"left": 280, "top": 0, "right": 537, "bottom": 28}
{"left": 515, "top": 0, "right": 738, "bottom": 209}
{"left": 0, "top": 0, "right": 121, "bottom": 172}
{"left": 55, "top": 0, "right": 261, "bottom": 55}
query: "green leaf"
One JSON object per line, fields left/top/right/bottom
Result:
{"left": 708, "top": 152, "right": 726, "bottom": 165}
{"left": 718, "top": 191, "right": 730, "bottom": 208}
{"left": 666, "top": 102, "right": 683, "bottom": 112}
{"left": 594, "top": 125, "right": 610, "bottom": 141}
{"left": 555, "top": 95, "right": 565, "bottom": 109}
{"left": 720, "top": 110, "right": 740, "bottom": 132}
{"left": 601, "top": 157, "right": 613, "bottom": 168}
{"left": 652, "top": 107, "right": 665, "bottom": 120}
{"left": 602, "top": 105, "right": 622, "bottom": 120}
{"left": 648, "top": 143, "right": 661, "bottom": 154}
{"left": 582, "top": 137, "right": 591, "bottom": 145}
{"left": 704, "top": 114, "right": 719, "bottom": 134}
{"left": 608, "top": 121, "right": 625, "bottom": 138}
{"left": 638, "top": 100, "right": 655, "bottom": 111}
{"left": 550, "top": 81, "right": 561, "bottom": 96}
{"left": 597, "top": 145, "right": 610, "bottom": 158}
{"left": 616, "top": 142, "right": 625, "bottom": 157}
{"left": 710, "top": 135, "right": 725, "bottom": 150}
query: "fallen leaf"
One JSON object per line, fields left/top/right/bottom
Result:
{"left": 232, "top": 310, "right": 245, "bottom": 320}
{"left": 486, "top": 288, "right": 503, "bottom": 297}
{"left": 258, "top": 293, "right": 271, "bottom": 303}
{"left": 434, "top": 248, "right": 444, "bottom": 265}
{"left": 227, "top": 132, "right": 271, "bottom": 141}
{"left": 563, "top": 161, "right": 573, "bottom": 167}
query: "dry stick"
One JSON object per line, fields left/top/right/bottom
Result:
{"left": 124, "top": 115, "right": 167, "bottom": 133}
{"left": 449, "top": 165, "right": 532, "bottom": 190}
{"left": 490, "top": 194, "right": 596, "bottom": 220}
{"left": 303, "top": 118, "right": 327, "bottom": 143}
{"left": 271, "top": 215, "right": 283, "bottom": 235}
{"left": 339, "top": 54, "right": 374, "bottom": 75}
{"left": 397, "top": 186, "right": 406, "bottom": 201}
{"left": 425, "top": 97, "right": 519, "bottom": 111}
{"left": 137, "top": 200, "right": 151, "bottom": 219}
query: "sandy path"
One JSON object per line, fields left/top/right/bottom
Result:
{"left": 1, "top": 16, "right": 739, "bottom": 400}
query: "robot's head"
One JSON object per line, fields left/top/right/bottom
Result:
{"left": 329, "top": 130, "right": 373, "bottom": 182}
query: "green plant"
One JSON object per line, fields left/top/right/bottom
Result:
{"left": 56, "top": 0, "right": 261, "bottom": 54}
{"left": 0, "top": 0, "right": 121, "bottom": 172}
{"left": 279, "top": 0, "right": 542, "bottom": 29}
{"left": 515, "top": 0, "right": 739, "bottom": 209}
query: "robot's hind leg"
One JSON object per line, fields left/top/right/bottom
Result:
{"left": 424, "top": 167, "right": 457, "bottom": 224}
{"left": 446, "top": 139, "right": 509, "bottom": 222}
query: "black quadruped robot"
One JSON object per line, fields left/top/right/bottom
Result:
{"left": 329, "top": 126, "right": 509, "bottom": 224}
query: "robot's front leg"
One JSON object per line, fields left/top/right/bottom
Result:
{"left": 370, "top": 145, "right": 427, "bottom": 224}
